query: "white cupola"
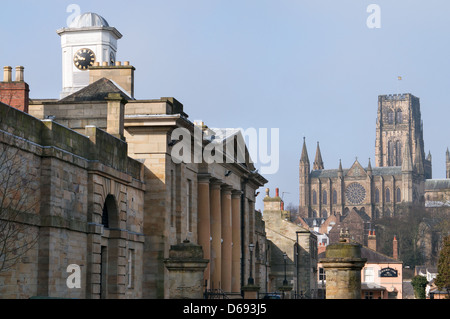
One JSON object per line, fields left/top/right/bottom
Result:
{"left": 57, "top": 12, "right": 122, "bottom": 99}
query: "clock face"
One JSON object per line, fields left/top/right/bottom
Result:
{"left": 345, "top": 183, "right": 366, "bottom": 205}
{"left": 74, "top": 48, "right": 96, "bottom": 70}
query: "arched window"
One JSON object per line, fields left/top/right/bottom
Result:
{"left": 333, "top": 189, "right": 338, "bottom": 204}
{"left": 388, "top": 141, "right": 394, "bottom": 166}
{"left": 386, "top": 188, "right": 391, "bottom": 203}
{"left": 321, "top": 210, "right": 328, "bottom": 218}
{"left": 387, "top": 109, "right": 394, "bottom": 124}
{"left": 396, "top": 188, "right": 401, "bottom": 203}
{"left": 312, "top": 210, "right": 317, "bottom": 218}
{"left": 396, "top": 109, "right": 403, "bottom": 123}
{"left": 396, "top": 140, "right": 402, "bottom": 166}
{"left": 375, "top": 188, "right": 380, "bottom": 203}
{"left": 102, "top": 194, "right": 118, "bottom": 229}
{"left": 312, "top": 190, "right": 317, "bottom": 205}
{"left": 323, "top": 190, "right": 327, "bottom": 205}
{"left": 102, "top": 203, "right": 109, "bottom": 228}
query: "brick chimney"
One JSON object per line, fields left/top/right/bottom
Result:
{"left": 368, "top": 230, "right": 377, "bottom": 251}
{"left": 0, "top": 66, "right": 29, "bottom": 113}
{"left": 393, "top": 236, "right": 398, "bottom": 260}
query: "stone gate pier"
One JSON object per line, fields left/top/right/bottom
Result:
{"left": 320, "top": 231, "right": 366, "bottom": 299}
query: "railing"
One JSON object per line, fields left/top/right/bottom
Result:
{"left": 204, "top": 288, "right": 229, "bottom": 299}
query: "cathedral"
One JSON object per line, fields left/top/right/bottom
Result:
{"left": 299, "top": 93, "right": 450, "bottom": 220}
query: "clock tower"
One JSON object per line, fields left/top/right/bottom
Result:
{"left": 57, "top": 12, "right": 122, "bottom": 99}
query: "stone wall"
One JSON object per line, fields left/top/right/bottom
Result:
{"left": 0, "top": 102, "right": 145, "bottom": 299}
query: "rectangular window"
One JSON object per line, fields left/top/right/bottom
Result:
{"left": 365, "top": 291, "right": 374, "bottom": 299}
{"left": 319, "top": 267, "right": 326, "bottom": 282}
{"left": 364, "top": 267, "right": 374, "bottom": 283}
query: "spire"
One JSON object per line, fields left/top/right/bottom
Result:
{"left": 338, "top": 159, "right": 343, "bottom": 177}
{"left": 300, "top": 137, "right": 310, "bottom": 164}
{"left": 367, "top": 158, "right": 372, "bottom": 175}
{"left": 446, "top": 148, "right": 450, "bottom": 163}
{"left": 402, "top": 136, "right": 413, "bottom": 172}
{"left": 313, "top": 141, "right": 324, "bottom": 170}
{"left": 427, "top": 150, "right": 432, "bottom": 162}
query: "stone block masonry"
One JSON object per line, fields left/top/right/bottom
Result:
{"left": 0, "top": 101, "right": 145, "bottom": 299}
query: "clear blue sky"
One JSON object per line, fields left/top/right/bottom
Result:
{"left": 1, "top": 1, "right": 450, "bottom": 211}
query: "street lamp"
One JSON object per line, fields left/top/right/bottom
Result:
{"left": 283, "top": 252, "right": 288, "bottom": 286}
{"left": 248, "top": 243, "right": 255, "bottom": 285}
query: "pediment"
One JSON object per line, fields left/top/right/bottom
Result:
{"left": 346, "top": 160, "right": 367, "bottom": 178}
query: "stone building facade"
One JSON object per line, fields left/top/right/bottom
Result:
{"left": 0, "top": 98, "right": 145, "bottom": 299}
{"left": 0, "top": 12, "right": 268, "bottom": 299}
{"left": 263, "top": 188, "right": 318, "bottom": 298}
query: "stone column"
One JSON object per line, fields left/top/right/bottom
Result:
{"left": 221, "top": 186, "right": 232, "bottom": 292}
{"left": 197, "top": 175, "right": 211, "bottom": 288}
{"left": 231, "top": 190, "right": 242, "bottom": 293}
{"left": 164, "top": 240, "right": 209, "bottom": 299}
{"left": 210, "top": 180, "right": 222, "bottom": 289}
{"left": 319, "top": 235, "right": 366, "bottom": 299}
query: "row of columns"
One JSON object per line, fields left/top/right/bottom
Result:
{"left": 198, "top": 175, "right": 242, "bottom": 293}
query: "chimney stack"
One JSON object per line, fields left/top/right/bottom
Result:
{"left": 368, "top": 230, "right": 377, "bottom": 251}
{"left": 3, "top": 66, "right": 12, "bottom": 82}
{"left": 393, "top": 236, "right": 398, "bottom": 260}
{"left": 0, "top": 66, "right": 29, "bottom": 113}
{"left": 15, "top": 66, "right": 24, "bottom": 82}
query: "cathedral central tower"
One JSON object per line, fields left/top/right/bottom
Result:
{"left": 374, "top": 94, "right": 431, "bottom": 179}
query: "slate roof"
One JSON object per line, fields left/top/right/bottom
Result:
{"left": 360, "top": 246, "right": 401, "bottom": 263}
{"left": 310, "top": 166, "right": 402, "bottom": 178}
{"left": 59, "top": 78, "right": 131, "bottom": 102}
{"left": 318, "top": 246, "right": 401, "bottom": 264}
{"left": 425, "top": 179, "right": 450, "bottom": 191}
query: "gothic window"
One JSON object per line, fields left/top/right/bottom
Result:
{"left": 375, "top": 188, "right": 380, "bottom": 203}
{"left": 321, "top": 210, "right": 328, "bottom": 218}
{"left": 388, "top": 141, "right": 395, "bottom": 166}
{"left": 396, "top": 141, "right": 402, "bottom": 166}
{"left": 396, "top": 109, "right": 403, "bottom": 123}
{"left": 333, "top": 189, "right": 337, "bottom": 204}
{"left": 396, "top": 188, "right": 401, "bottom": 203}
{"left": 387, "top": 109, "right": 394, "bottom": 124}
{"left": 386, "top": 188, "right": 391, "bottom": 203}
{"left": 323, "top": 190, "right": 327, "bottom": 205}
{"left": 312, "top": 210, "right": 317, "bottom": 218}
{"left": 313, "top": 190, "right": 317, "bottom": 205}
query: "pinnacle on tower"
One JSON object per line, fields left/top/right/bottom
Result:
{"left": 367, "top": 158, "right": 372, "bottom": 175}
{"left": 313, "top": 141, "right": 324, "bottom": 170}
{"left": 300, "top": 137, "right": 310, "bottom": 164}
